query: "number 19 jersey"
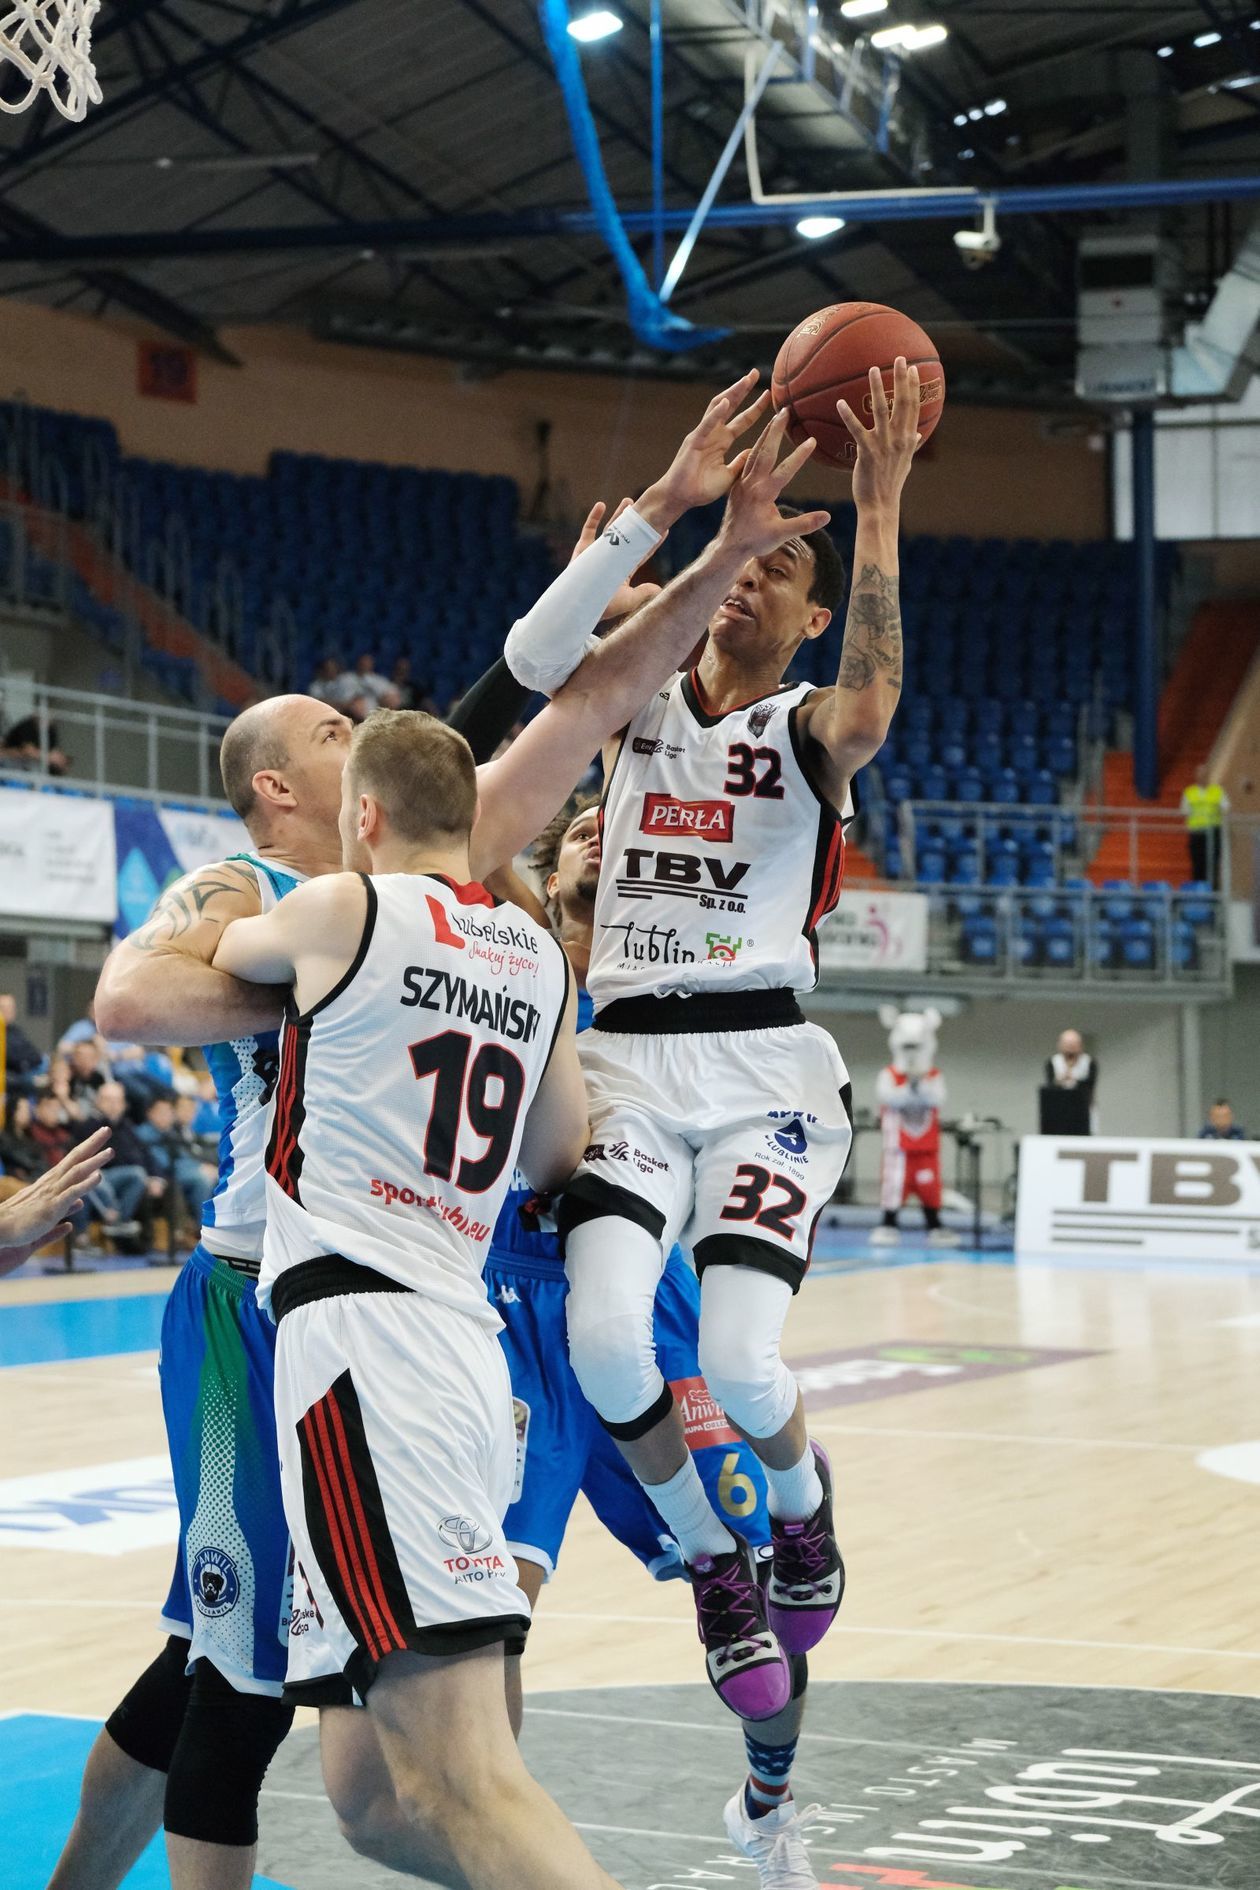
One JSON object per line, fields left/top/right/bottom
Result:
{"left": 588, "top": 670, "right": 852, "bottom": 1007}
{"left": 259, "top": 872, "right": 570, "bottom": 1328}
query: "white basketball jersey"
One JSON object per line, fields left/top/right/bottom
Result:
{"left": 588, "top": 670, "right": 851, "bottom": 1005}
{"left": 259, "top": 873, "right": 570, "bottom": 1326}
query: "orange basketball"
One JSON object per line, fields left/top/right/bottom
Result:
{"left": 771, "top": 302, "right": 945, "bottom": 471}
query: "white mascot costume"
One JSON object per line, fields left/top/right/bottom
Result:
{"left": 871, "top": 1004, "right": 959, "bottom": 1246}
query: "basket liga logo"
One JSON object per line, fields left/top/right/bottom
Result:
{"left": 191, "top": 1546, "right": 241, "bottom": 1618}
{"left": 438, "top": 1515, "right": 494, "bottom": 1555}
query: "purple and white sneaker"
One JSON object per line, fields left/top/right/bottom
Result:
{"left": 689, "top": 1536, "right": 791, "bottom": 1720}
{"left": 766, "top": 1443, "right": 845, "bottom": 1654}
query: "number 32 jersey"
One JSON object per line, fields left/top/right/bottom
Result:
{"left": 259, "top": 872, "right": 570, "bottom": 1329}
{"left": 588, "top": 670, "right": 854, "bottom": 1007}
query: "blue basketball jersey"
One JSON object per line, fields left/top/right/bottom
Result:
{"left": 199, "top": 853, "right": 304, "bottom": 1261}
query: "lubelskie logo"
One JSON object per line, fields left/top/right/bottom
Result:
{"left": 640, "top": 793, "right": 734, "bottom": 842}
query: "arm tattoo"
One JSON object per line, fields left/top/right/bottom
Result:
{"left": 835, "top": 561, "right": 903, "bottom": 693}
{"left": 127, "top": 861, "right": 259, "bottom": 955}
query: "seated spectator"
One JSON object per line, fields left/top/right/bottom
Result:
{"left": 349, "top": 649, "right": 400, "bottom": 713}
{"left": 67, "top": 1040, "right": 107, "bottom": 1111}
{"left": 137, "top": 1093, "right": 208, "bottom": 1228}
{"left": 174, "top": 1095, "right": 217, "bottom": 1207}
{"left": 310, "top": 652, "right": 368, "bottom": 721}
{"left": 1, "top": 993, "right": 44, "bottom": 1096}
{"left": 28, "top": 1091, "right": 76, "bottom": 1167}
{"left": 0, "top": 1094, "right": 43, "bottom": 1182}
{"left": 389, "top": 654, "right": 436, "bottom": 713}
{"left": 36, "top": 1056, "right": 94, "bottom": 1125}
{"left": 1, "top": 713, "right": 70, "bottom": 776}
{"left": 81, "top": 1082, "right": 152, "bottom": 1239}
{"left": 1199, "top": 1097, "right": 1247, "bottom": 1141}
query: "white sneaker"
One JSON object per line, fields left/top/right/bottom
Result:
{"left": 868, "top": 1224, "right": 900, "bottom": 1245}
{"left": 927, "top": 1225, "right": 961, "bottom": 1247}
{"left": 723, "top": 1790, "right": 824, "bottom": 1889}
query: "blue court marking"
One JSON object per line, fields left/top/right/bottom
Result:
{"left": 0, "top": 1293, "right": 167, "bottom": 1369}
{"left": 0, "top": 1714, "right": 291, "bottom": 1889}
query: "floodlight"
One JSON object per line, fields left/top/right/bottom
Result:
{"left": 568, "top": 9, "right": 623, "bottom": 42}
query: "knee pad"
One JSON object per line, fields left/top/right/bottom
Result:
{"left": 164, "top": 1660, "right": 294, "bottom": 1847}
{"left": 105, "top": 1635, "right": 192, "bottom": 1775}
{"left": 565, "top": 1218, "right": 666, "bottom": 1433}
{"left": 699, "top": 1267, "right": 797, "bottom": 1440}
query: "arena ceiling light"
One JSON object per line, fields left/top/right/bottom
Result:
{"left": 840, "top": 0, "right": 887, "bottom": 16}
{"left": 871, "top": 21, "right": 947, "bottom": 51}
{"left": 1157, "top": 44, "right": 1174, "bottom": 56}
{"left": 567, "top": 8, "right": 623, "bottom": 41}
{"left": 795, "top": 214, "right": 847, "bottom": 238}
{"left": 1194, "top": 29, "right": 1222, "bottom": 45}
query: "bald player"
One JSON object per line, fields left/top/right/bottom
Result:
{"left": 46, "top": 376, "right": 817, "bottom": 1890}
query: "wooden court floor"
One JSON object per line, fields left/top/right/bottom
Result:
{"left": 2, "top": 1247, "right": 1257, "bottom": 1728}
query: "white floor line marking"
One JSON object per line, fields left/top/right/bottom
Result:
{"left": 1216, "top": 1311, "right": 1260, "bottom": 1328}
{"left": 805, "top": 1420, "right": 1205, "bottom": 1453}
{"left": 542, "top": 1611, "right": 1260, "bottom": 1661}
{"left": 524, "top": 1707, "right": 1038, "bottom": 1758}
{"left": 573, "top": 1820, "right": 724, "bottom": 1843}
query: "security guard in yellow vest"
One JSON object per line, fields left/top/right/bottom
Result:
{"left": 1180, "top": 766, "right": 1229, "bottom": 887}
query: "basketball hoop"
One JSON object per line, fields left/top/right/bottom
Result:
{"left": 0, "top": 0, "right": 101, "bottom": 121}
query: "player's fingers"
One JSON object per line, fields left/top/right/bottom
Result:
{"left": 770, "top": 431, "right": 818, "bottom": 492}
{"left": 893, "top": 358, "right": 917, "bottom": 439}
{"left": 868, "top": 364, "right": 891, "bottom": 442}
{"left": 728, "top": 388, "right": 773, "bottom": 438}
{"left": 836, "top": 398, "right": 868, "bottom": 448}
{"left": 710, "top": 368, "right": 759, "bottom": 417}
{"left": 789, "top": 509, "right": 831, "bottom": 536}
{"left": 724, "top": 446, "right": 753, "bottom": 478}
{"left": 569, "top": 502, "right": 605, "bottom": 560}
{"left": 744, "top": 406, "right": 788, "bottom": 476}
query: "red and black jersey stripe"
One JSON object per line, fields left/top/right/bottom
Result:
{"left": 803, "top": 810, "right": 846, "bottom": 968}
{"left": 296, "top": 1368, "right": 416, "bottom": 1668}
{"left": 265, "top": 1011, "right": 311, "bottom": 1203}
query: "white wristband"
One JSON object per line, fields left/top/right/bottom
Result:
{"left": 503, "top": 505, "right": 660, "bottom": 695}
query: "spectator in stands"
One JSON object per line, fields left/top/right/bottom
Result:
{"left": 1199, "top": 1097, "right": 1247, "bottom": 1141}
{"left": 173, "top": 1093, "right": 218, "bottom": 1200}
{"left": 81, "top": 1081, "right": 151, "bottom": 1237}
{"left": 1, "top": 992, "right": 43, "bottom": 1096}
{"left": 28, "top": 1090, "right": 76, "bottom": 1167}
{"left": 137, "top": 1092, "right": 209, "bottom": 1226}
{"left": 0, "top": 1094, "right": 42, "bottom": 1181}
{"left": 348, "top": 649, "right": 400, "bottom": 713}
{"left": 310, "top": 652, "right": 371, "bottom": 722}
{"left": 1, "top": 713, "right": 69, "bottom": 776}
{"left": 1181, "top": 766, "right": 1229, "bottom": 889}
{"left": 390, "top": 653, "right": 436, "bottom": 714}
{"left": 66, "top": 1039, "right": 107, "bottom": 1111}
{"left": 37, "top": 1056, "right": 94, "bottom": 1126}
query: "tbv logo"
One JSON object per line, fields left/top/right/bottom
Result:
{"left": 617, "top": 849, "right": 749, "bottom": 902}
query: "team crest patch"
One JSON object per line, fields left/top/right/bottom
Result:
{"left": 747, "top": 701, "right": 777, "bottom": 739}
{"left": 191, "top": 1546, "right": 240, "bottom": 1617}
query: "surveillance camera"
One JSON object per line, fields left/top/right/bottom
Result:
{"left": 953, "top": 226, "right": 1001, "bottom": 267}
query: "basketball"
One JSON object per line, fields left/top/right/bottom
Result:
{"left": 771, "top": 302, "right": 946, "bottom": 470}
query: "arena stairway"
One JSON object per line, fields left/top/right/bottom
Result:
{"left": 1088, "top": 599, "right": 1260, "bottom": 884}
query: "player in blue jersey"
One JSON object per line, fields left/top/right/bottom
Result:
{"left": 489, "top": 801, "right": 822, "bottom": 1887}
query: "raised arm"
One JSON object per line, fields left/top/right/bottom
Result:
{"left": 470, "top": 411, "right": 829, "bottom": 876}
{"left": 95, "top": 860, "right": 283, "bottom": 1047}
{"left": 795, "top": 357, "right": 921, "bottom": 808}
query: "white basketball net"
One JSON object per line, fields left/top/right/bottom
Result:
{"left": 0, "top": 0, "right": 101, "bottom": 121}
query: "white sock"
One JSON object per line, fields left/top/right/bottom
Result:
{"left": 644, "top": 1458, "right": 737, "bottom": 1564}
{"left": 764, "top": 1442, "right": 824, "bottom": 1523}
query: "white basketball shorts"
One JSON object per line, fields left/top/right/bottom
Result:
{"left": 560, "top": 1018, "right": 853, "bottom": 1291}
{"left": 273, "top": 1281, "right": 530, "bottom": 1701}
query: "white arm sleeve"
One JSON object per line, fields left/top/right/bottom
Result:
{"left": 503, "top": 505, "right": 661, "bottom": 695}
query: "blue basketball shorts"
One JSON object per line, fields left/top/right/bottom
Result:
{"left": 157, "top": 1244, "right": 290, "bottom": 1696}
{"left": 487, "top": 1245, "right": 770, "bottom": 1580}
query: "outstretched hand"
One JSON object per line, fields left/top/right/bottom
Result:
{"left": 0, "top": 1124, "right": 112, "bottom": 1277}
{"left": 637, "top": 370, "right": 773, "bottom": 532}
{"left": 568, "top": 499, "right": 662, "bottom": 624}
{"left": 836, "top": 356, "right": 922, "bottom": 513}
{"left": 716, "top": 409, "right": 830, "bottom": 561}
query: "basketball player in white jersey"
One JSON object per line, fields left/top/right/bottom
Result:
{"left": 561, "top": 360, "right": 922, "bottom": 1723}
{"left": 46, "top": 382, "right": 826, "bottom": 1890}
{"left": 210, "top": 709, "right": 617, "bottom": 1890}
